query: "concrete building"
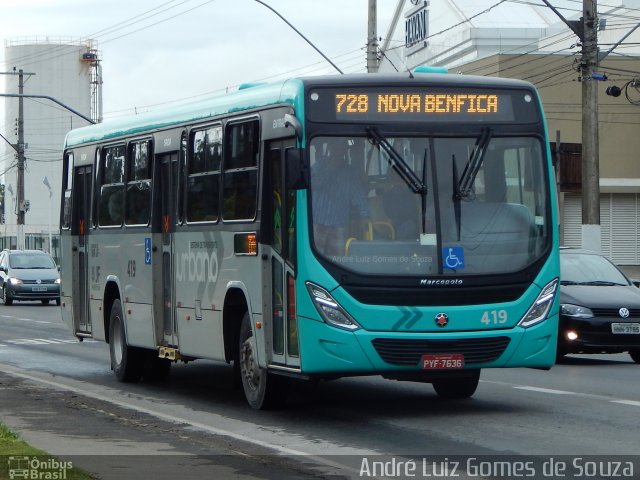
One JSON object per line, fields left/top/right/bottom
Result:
{"left": 1, "top": 37, "right": 99, "bottom": 260}
{"left": 380, "top": 0, "right": 640, "bottom": 265}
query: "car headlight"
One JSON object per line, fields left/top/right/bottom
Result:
{"left": 518, "top": 278, "right": 558, "bottom": 328}
{"left": 8, "top": 277, "right": 23, "bottom": 286}
{"left": 560, "top": 303, "right": 593, "bottom": 318}
{"left": 54, "top": 278, "right": 61, "bottom": 285}
{"left": 306, "top": 282, "right": 360, "bottom": 331}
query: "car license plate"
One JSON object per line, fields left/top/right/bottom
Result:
{"left": 421, "top": 354, "right": 464, "bottom": 369}
{"left": 611, "top": 323, "right": 640, "bottom": 334}
{"left": 31, "top": 286, "right": 47, "bottom": 292}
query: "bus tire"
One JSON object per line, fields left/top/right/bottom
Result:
{"left": 629, "top": 349, "right": 640, "bottom": 364}
{"left": 432, "top": 370, "right": 480, "bottom": 399}
{"left": 142, "top": 351, "right": 172, "bottom": 382}
{"left": 238, "top": 311, "right": 288, "bottom": 409}
{"left": 109, "top": 299, "right": 143, "bottom": 382}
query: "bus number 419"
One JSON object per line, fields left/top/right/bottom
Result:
{"left": 481, "top": 309, "right": 507, "bottom": 325}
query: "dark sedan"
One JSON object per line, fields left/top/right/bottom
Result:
{"left": 559, "top": 247, "right": 640, "bottom": 363}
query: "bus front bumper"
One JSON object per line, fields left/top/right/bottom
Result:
{"left": 297, "top": 315, "right": 558, "bottom": 376}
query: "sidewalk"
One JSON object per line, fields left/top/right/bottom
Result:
{"left": 0, "top": 371, "right": 325, "bottom": 480}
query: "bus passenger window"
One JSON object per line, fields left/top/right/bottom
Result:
{"left": 223, "top": 120, "right": 259, "bottom": 221}
{"left": 61, "top": 152, "right": 73, "bottom": 230}
{"left": 98, "top": 145, "right": 125, "bottom": 227}
{"left": 186, "top": 126, "right": 221, "bottom": 223}
{"left": 125, "top": 140, "right": 152, "bottom": 226}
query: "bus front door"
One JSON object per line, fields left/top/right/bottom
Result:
{"left": 264, "top": 140, "right": 300, "bottom": 369}
{"left": 72, "top": 165, "right": 92, "bottom": 336}
{"left": 153, "top": 152, "right": 178, "bottom": 348}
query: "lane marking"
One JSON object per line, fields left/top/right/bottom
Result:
{"left": 484, "top": 379, "right": 640, "bottom": 408}
{"left": 611, "top": 399, "right": 640, "bottom": 407}
{"left": 513, "top": 386, "right": 575, "bottom": 395}
{"left": 1, "top": 338, "right": 97, "bottom": 346}
{"left": 0, "top": 316, "right": 51, "bottom": 324}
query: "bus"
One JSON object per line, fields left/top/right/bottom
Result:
{"left": 60, "top": 71, "right": 559, "bottom": 409}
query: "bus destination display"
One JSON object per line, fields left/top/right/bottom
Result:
{"left": 308, "top": 87, "right": 539, "bottom": 124}
{"left": 336, "top": 93, "right": 498, "bottom": 116}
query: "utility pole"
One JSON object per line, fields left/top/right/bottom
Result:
{"left": 542, "top": 0, "right": 600, "bottom": 251}
{"left": 1, "top": 68, "right": 35, "bottom": 250}
{"left": 367, "top": 0, "right": 379, "bottom": 73}
{"left": 580, "top": 0, "right": 601, "bottom": 252}
{"left": 17, "top": 69, "right": 26, "bottom": 244}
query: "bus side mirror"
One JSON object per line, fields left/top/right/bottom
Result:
{"left": 285, "top": 148, "right": 309, "bottom": 190}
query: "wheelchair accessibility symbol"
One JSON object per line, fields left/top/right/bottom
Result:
{"left": 145, "top": 237, "right": 152, "bottom": 265}
{"left": 443, "top": 246, "right": 464, "bottom": 270}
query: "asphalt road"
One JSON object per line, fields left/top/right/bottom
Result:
{"left": 1, "top": 302, "right": 639, "bottom": 479}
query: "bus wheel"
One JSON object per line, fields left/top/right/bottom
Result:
{"left": 238, "top": 312, "right": 288, "bottom": 409}
{"left": 630, "top": 349, "right": 640, "bottom": 364}
{"left": 432, "top": 370, "right": 480, "bottom": 399}
{"left": 109, "top": 299, "right": 143, "bottom": 382}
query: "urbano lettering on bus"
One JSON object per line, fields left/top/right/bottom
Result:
{"left": 176, "top": 249, "right": 219, "bottom": 283}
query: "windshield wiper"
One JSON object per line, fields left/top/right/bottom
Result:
{"left": 366, "top": 127, "right": 430, "bottom": 237}
{"left": 366, "top": 127, "right": 427, "bottom": 195}
{"left": 451, "top": 128, "right": 493, "bottom": 240}
{"left": 578, "top": 280, "right": 627, "bottom": 286}
{"left": 454, "top": 127, "right": 492, "bottom": 200}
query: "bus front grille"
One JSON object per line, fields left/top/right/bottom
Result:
{"left": 371, "top": 336, "right": 510, "bottom": 366}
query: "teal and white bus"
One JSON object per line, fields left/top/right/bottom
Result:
{"left": 60, "top": 72, "right": 559, "bottom": 409}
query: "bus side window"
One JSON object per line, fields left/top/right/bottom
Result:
{"left": 186, "top": 126, "right": 221, "bottom": 223}
{"left": 125, "top": 140, "right": 152, "bottom": 226}
{"left": 61, "top": 151, "right": 73, "bottom": 230}
{"left": 223, "top": 119, "right": 259, "bottom": 221}
{"left": 177, "top": 132, "right": 187, "bottom": 224}
{"left": 98, "top": 145, "right": 125, "bottom": 227}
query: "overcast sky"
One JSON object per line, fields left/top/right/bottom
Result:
{"left": 0, "top": 0, "right": 400, "bottom": 120}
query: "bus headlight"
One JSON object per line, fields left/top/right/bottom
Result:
{"left": 306, "top": 282, "right": 360, "bottom": 331}
{"left": 518, "top": 278, "right": 558, "bottom": 328}
{"left": 9, "top": 277, "right": 23, "bottom": 286}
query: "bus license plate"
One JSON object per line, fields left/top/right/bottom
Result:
{"left": 611, "top": 323, "right": 640, "bottom": 334}
{"left": 421, "top": 354, "right": 464, "bottom": 369}
{"left": 31, "top": 286, "right": 47, "bottom": 292}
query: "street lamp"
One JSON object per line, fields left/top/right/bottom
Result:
{"left": 43, "top": 177, "right": 52, "bottom": 253}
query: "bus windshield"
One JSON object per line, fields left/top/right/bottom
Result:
{"left": 309, "top": 134, "right": 550, "bottom": 276}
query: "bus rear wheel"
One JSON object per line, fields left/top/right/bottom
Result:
{"left": 238, "top": 312, "right": 288, "bottom": 409}
{"left": 432, "top": 370, "right": 480, "bottom": 399}
{"left": 109, "top": 299, "right": 143, "bottom": 382}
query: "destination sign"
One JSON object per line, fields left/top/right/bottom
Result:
{"left": 336, "top": 93, "right": 499, "bottom": 115}
{"left": 307, "top": 87, "right": 540, "bottom": 124}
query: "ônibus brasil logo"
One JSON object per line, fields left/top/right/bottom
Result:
{"left": 8, "top": 456, "right": 73, "bottom": 480}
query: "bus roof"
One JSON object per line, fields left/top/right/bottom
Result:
{"left": 64, "top": 73, "right": 538, "bottom": 148}
{"left": 64, "top": 77, "right": 305, "bottom": 148}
